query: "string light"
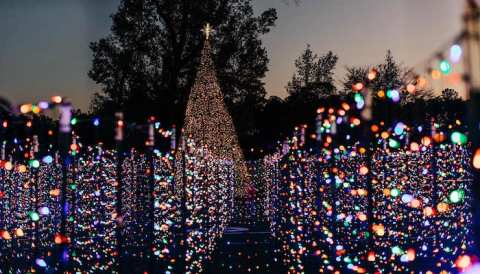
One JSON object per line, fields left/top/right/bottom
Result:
{"left": 440, "top": 60, "right": 452, "bottom": 75}
{"left": 450, "top": 45, "right": 463, "bottom": 63}
{"left": 177, "top": 30, "right": 250, "bottom": 197}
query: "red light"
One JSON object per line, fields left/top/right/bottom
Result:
{"left": 51, "top": 96, "right": 62, "bottom": 104}
{"left": 406, "top": 84, "right": 416, "bottom": 93}
{"left": 474, "top": 148, "right": 480, "bottom": 169}
{"left": 368, "top": 69, "right": 377, "bottom": 80}
{"left": 70, "top": 144, "right": 78, "bottom": 151}
{"left": 368, "top": 251, "right": 375, "bottom": 262}
{"left": 353, "top": 82, "right": 364, "bottom": 91}
{"left": 54, "top": 233, "right": 63, "bottom": 244}
{"left": 455, "top": 255, "right": 472, "bottom": 270}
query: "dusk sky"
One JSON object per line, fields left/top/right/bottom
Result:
{"left": 0, "top": 0, "right": 465, "bottom": 111}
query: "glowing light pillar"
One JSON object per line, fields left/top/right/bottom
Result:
{"left": 32, "top": 134, "right": 40, "bottom": 271}
{"left": 328, "top": 113, "right": 338, "bottom": 270}
{"left": 58, "top": 99, "right": 72, "bottom": 269}
{"left": 464, "top": 0, "right": 480, "bottom": 251}
{"left": 1, "top": 141, "right": 5, "bottom": 160}
{"left": 146, "top": 117, "right": 156, "bottom": 273}
{"left": 361, "top": 86, "right": 375, "bottom": 273}
{"left": 114, "top": 112, "right": 124, "bottom": 272}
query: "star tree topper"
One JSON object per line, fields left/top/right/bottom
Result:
{"left": 201, "top": 23, "right": 214, "bottom": 40}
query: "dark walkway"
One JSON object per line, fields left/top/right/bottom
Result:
{"left": 205, "top": 225, "right": 284, "bottom": 274}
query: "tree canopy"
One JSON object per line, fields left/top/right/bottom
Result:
{"left": 89, "top": 0, "right": 277, "bottom": 139}
{"left": 86, "top": 3, "right": 467, "bottom": 157}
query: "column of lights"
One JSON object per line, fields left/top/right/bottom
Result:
{"left": 179, "top": 138, "right": 235, "bottom": 273}
{"left": 255, "top": 74, "right": 475, "bottom": 273}
{"left": 258, "top": 140, "right": 474, "bottom": 273}
{"left": 0, "top": 138, "right": 235, "bottom": 273}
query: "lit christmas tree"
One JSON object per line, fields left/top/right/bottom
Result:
{"left": 177, "top": 24, "right": 250, "bottom": 197}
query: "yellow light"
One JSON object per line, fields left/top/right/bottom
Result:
{"left": 50, "top": 189, "right": 61, "bottom": 197}
{"left": 410, "top": 199, "right": 420, "bottom": 208}
{"left": 20, "top": 104, "right": 32, "bottom": 114}
{"left": 176, "top": 39, "right": 250, "bottom": 197}
{"left": 32, "top": 105, "right": 41, "bottom": 114}
{"left": 410, "top": 142, "right": 419, "bottom": 151}
{"left": 383, "top": 189, "right": 390, "bottom": 196}
{"left": 357, "top": 212, "right": 367, "bottom": 221}
{"left": 373, "top": 224, "right": 385, "bottom": 236}
{"left": 423, "top": 206, "right": 434, "bottom": 217}
{"left": 15, "top": 228, "right": 24, "bottom": 237}
{"left": 417, "top": 77, "right": 428, "bottom": 88}
{"left": 359, "top": 166, "right": 369, "bottom": 175}
{"left": 437, "top": 202, "right": 449, "bottom": 213}
{"left": 455, "top": 255, "right": 472, "bottom": 270}
{"left": 473, "top": 148, "right": 480, "bottom": 169}
{"left": 4, "top": 161, "right": 13, "bottom": 171}
{"left": 18, "top": 165, "right": 27, "bottom": 173}
{"left": 431, "top": 69, "right": 441, "bottom": 80}
{"left": 341, "top": 103, "right": 350, "bottom": 111}
{"left": 377, "top": 90, "right": 385, "bottom": 98}
{"left": 421, "top": 136, "right": 431, "bottom": 146}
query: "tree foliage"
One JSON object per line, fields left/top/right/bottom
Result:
{"left": 89, "top": 0, "right": 277, "bottom": 149}
{"left": 282, "top": 46, "right": 338, "bottom": 133}
{"left": 286, "top": 45, "right": 338, "bottom": 98}
{"left": 340, "top": 51, "right": 461, "bottom": 127}
{"left": 255, "top": 45, "right": 340, "bottom": 151}
{"left": 87, "top": 7, "right": 467, "bottom": 158}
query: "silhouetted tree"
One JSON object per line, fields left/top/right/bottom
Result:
{"left": 257, "top": 96, "right": 288, "bottom": 153}
{"left": 342, "top": 51, "right": 407, "bottom": 97}
{"left": 426, "top": 88, "right": 466, "bottom": 124}
{"left": 341, "top": 51, "right": 418, "bottom": 126}
{"left": 340, "top": 66, "right": 369, "bottom": 95}
{"left": 286, "top": 45, "right": 338, "bottom": 97}
{"left": 372, "top": 50, "right": 404, "bottom": 93}
{"left": 440, "top": 88, "right": 462, "bottom": 101}
{"left": 89, "top": 0, "right": 277, "bottom": 151}
{"left": 0, "top": 97, "right": 13, "bottom": 118}
{"left": 277, "top": 46, "right": 339, "bottom": 145}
